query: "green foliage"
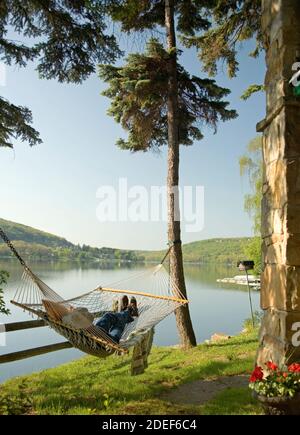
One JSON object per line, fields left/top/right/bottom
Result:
{"left": 109, "top": 0, "right": 166, "bottom": 31}
{"left": 239, "top": 137, "right": 263, "bottom": 236}
{"left": 0, "top": 270, "right": 10, "bottom": 315}
{"left": 0, "top": 0, "right": 121, "bottom": 148}
{"left": 1, "top": 1, "right": 120, "bottom": 80}
{"left": 250, "top": 365, "right": 300, "bottom": 398}
{"left": 0, "top": 97, "right": 42, "bottom": 149}
{"left": 182, "top": 0, "right": 262, "bottom": 78}
{"left": 1, "top": 330, "right": 259, "bottom": 415}
{"left": 241, "top": 84, "right": 265, "bottom": 101}
{"left": 99, "top": 38, "right": 237, "bottom": 152}
{"left": 0, "top": 240, "right": 141, "bottom": 263}
{"left": 109, "top": 1, "right": 212, "bottom": 36}
{"left": 243, "top": 236, "right": 262, "bottom": 275}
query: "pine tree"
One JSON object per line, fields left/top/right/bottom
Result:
{"left": 101, "top": 0, "right": 237, "bottom": 348}
{"left": 182, "top": 0, "right": 262, "bottom": 78}
{"left": 182, "top": 1, "right": 264, "bottom": 100}
{"left": 0, "top": 0, "right": 121, "bottom": 148}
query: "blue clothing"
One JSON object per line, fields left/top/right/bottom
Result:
{"left": 95, "top": 309, "right": 134, "bottom": 343}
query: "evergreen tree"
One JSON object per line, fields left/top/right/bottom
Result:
{"left": 0, "top": 0, "right": 121, "bottom": 148}
{"left": 182, "top": 1, "right": 264, "bottom": 100}
{"left": 100, "top": 39, "right": 235, "bottom": 151}
{"left": 182, "top": 0, "right": 262, "bottom": 78}
{"left": 101, "top": 0, "right": 237, "bottom": 347}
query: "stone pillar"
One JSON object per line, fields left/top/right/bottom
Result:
{"left": 256, "top": 0, "right": 300, "bottom": 367}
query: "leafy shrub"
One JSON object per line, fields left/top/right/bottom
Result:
{"left": 243, "top": 310, "right": 263, "bottom": 331}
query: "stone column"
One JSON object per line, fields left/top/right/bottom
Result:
{"left": 257, "top": 0, "right": 300, "bottom": 367}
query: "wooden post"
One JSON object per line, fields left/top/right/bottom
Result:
{"left": 142, "top": 327, "right": 154, "bottom": 369}
{"left": 131, "top": 341, "right": 145, "bottom": 376}
{"left": 131, "top": 328, "right": 154, "bottom": 376}
{"left": 3, "top": 320, "right": 46, "bottom": 332}
{"left": 0, "top": 341, "right": 73, "bottom": 364}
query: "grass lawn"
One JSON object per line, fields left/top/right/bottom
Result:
{"left": 0, "top": 329, "right": 262, "bottom": 415}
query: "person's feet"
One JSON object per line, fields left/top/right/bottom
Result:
{"left": 120, "top": 295, "right": 129, "bottom": 311}
{"left": 129, "top": 297, "right": 139, "bottom": 317}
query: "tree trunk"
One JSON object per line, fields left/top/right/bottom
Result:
{"left": 165, "top": 0, "right": 196, "bottom": 348}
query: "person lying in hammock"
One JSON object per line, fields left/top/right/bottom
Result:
{"left": 95, "top": 295, "right": 139, "bottom": 344}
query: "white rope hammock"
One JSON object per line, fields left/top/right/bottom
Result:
{"left": 0, "top": 228, "right": 188, "bottom": 358}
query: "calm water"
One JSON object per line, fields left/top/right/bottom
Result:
{"left": 0, "top": 260, "right": 260, "bottom": 383}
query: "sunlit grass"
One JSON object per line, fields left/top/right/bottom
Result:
{"left": 0, "top": 330, "right": 261, "bottom": 415}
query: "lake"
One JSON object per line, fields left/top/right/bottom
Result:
{"left": 0, "top": 260, "right": 260, "bottom": 383}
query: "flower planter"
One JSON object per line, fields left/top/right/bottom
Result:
{"left": 254, "top": 392, "right": 300, "bottom": 415}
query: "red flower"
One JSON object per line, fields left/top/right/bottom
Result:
{"left": 283, "top": 372, "right": 289, "bottom": 378}
{"left": 266, "top": 361, "right": 278, "bottom": 371}
{"left": 250, "top": 366, "right": 264, "bottom": 382}
{"left": 288, "top": 363, "right": 300, "bottom": 373}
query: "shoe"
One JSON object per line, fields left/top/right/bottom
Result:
{"left": 112, "top": 299, "right": 119, "bottom": 312}
{"left": 120, "top": 295, "right": 129, "bottom": 311}
{"left": 129, "top": 297, "right": 139, "bottom": 317}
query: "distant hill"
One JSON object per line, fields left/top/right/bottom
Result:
{"left": 0, "top": 218, "right": 252, "bottom": 264}
{"left": 0, "top": 218, "right": 141, "bottom": 263}
{"left": 138, "top": 237, "right": 252, "bottom": 265}
{"left": 0, "top": 218, "right": 73, "bottom": 248}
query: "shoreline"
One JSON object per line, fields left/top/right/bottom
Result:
{"left": 0, "top": 256, "right": 240, "bottom": 267}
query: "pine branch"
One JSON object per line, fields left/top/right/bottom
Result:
{"left": 0, "top": 97, "right": 42, "bottom": 148}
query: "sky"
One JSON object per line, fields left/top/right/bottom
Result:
{"left": 0, "top": 34, "right": 266, "bottom": 251}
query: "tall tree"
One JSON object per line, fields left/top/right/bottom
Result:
{"left": 0, "top": 0, "right": 121, "bottom": 148}
{"left": 101, "top": 0, "right": 237, "bottom": 347}
{"left": 165, "top": 0, "right": 193, "bottom": 347}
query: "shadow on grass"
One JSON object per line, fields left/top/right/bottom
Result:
{"left": 35, "top": 358, "right": 254, "bottom": 413}
{"left": 204, "top": 337, "right": 258, "bottom": 349}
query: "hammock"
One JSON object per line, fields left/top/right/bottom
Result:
{"left": 0, "top": 228, "right": 188, "bottom": 358}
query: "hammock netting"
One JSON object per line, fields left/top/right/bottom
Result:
{"left": 0, "top": 228, "right": 188, "bottom": 358}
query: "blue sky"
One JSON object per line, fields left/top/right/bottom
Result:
{"left": 0, "top": 37, "right": 265, "bottom": 250}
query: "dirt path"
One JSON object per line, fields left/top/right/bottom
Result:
{"left": 161, "top": 375, "right": 249, "bottom": 405}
